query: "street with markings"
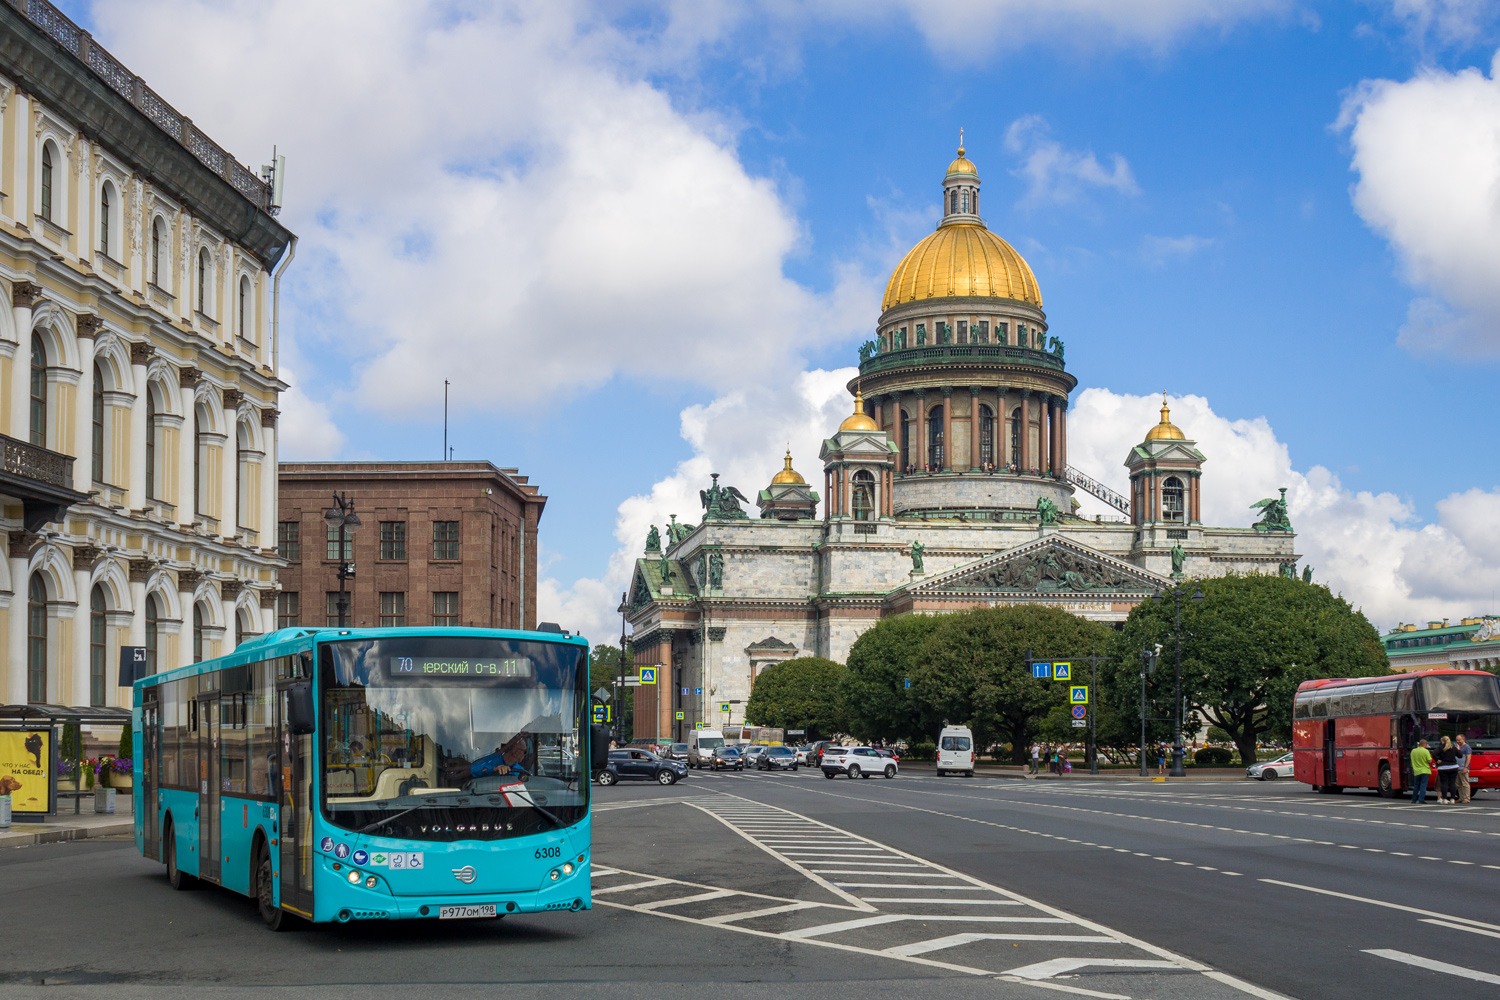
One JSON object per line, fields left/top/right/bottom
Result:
{"left": 5, "top": 770, "right": 1499, "bottom": 999}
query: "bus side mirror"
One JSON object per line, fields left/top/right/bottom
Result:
{"left": 286, "top": 682, "right": 316, "bottom": 735}
{"left": 590, "top": 724, "right": 610, "bottom": 771}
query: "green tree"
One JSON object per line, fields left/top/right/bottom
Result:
{"left": 118, "top": 722, "right": 134, "bottom": 760}
{"left": 588, "top": 643, "right": 633, "bottom": 739}
{"left": 913, "top": 606, "right": 1113, "bottom": 763}
{"left": 746, "top": 657, "right": 847, "bottom": 741}
{"left": 1107, "top": 574, "right": 1388, "bottom": 765}
{"left": 840, "top": 614, "right": 942, "bottom": 742}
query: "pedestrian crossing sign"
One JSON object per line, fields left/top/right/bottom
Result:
{"left": 1070, "top": 686, "right": 1088, "bottom": 705}
{"left": 639, "top": 667, "right": 657, "bottom": 684}
{"left": 592, "top": 705, "right": 612, "bottom": 723}
{"left": 719, "top": 702, "right": 731, "bottom": 713}
{"left": 1054, "top": 662, "right": 1072, "bottom": 680}
{"left": 675, "top": 711, "right": 685, "bottom": 720}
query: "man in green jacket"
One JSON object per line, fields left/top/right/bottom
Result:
{"left": 1410, "top": 739, "right": 1433, "bottom": 804}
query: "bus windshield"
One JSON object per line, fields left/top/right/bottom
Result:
{"left": 319, "top": 636, "right": 587, "bottom": 842}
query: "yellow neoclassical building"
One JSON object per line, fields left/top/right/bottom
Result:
{"left": 0, "top": 5, "right": 294, "bottom": 710}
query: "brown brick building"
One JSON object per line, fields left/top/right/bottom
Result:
{"left": 276, "top": 462, "right": 544, "bottom": 631}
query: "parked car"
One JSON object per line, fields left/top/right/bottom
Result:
{"left": 711, "top": 746, "right": 745, "bottom": 771}
{"left": 800, "top": 740, "right": 837, "bottom": 766}
{"left": 1247, "top": 751, "right": 1295, "bottom": 781}
{"left": 741, "top": 746, "right": 770, "bottom": 767}
{"left": 793, "top": 745, "right": 817, "bottom": 765}
{"left": 596, "top": 749, "right": 687, "bottom": 786}
{"left": 937, "top": 725, "right": 975, "bottom": 777}
{"left": 664, "top": 743, "right": 691, "bottom": 765}
{"left": 874, "top": 748, "right": 901, "bottom": 763}
{"left": 757, "top": 746, "right": 799, "bottom": 771}
{"left": 822, "top": 746, "right": 899, "bottom": 779}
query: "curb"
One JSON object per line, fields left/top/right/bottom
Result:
{"left": 0, "top": 820, "right": 133, "bottom": 848}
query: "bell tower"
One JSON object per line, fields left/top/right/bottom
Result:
{"left": 820, "top": 388, "right": 897, "bottom": 521}
{"left": 1125, "top": 395, "right": 1205, "bottom": 527}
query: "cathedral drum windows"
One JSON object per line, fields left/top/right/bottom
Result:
{"left": 1162, "top": 477, "right": 1186, "bottom": 523}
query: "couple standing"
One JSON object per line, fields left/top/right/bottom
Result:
{"left": 1409, "top": 736, "right": 1472, "bottom": 804}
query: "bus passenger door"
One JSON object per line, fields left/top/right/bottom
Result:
{"left": 141, "top": 690, "right": 160, "bottom": 860}
{"left": 277, "top": 685, "right": 314, "bottom": 916}
{"left": 1322, "top": 721, "right": 1338, "bottom": 788}
{"left": 199, "top": 695, "right": 221, "bottom": 883}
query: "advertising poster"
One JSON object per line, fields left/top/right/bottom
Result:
{"left": 0, "top": 730, "right": 52, "bottom": 814}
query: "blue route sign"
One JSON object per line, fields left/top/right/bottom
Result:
{"left": 1032, "top": 662, "right": 1052, "bottom": 679}
{"left": 1054, "top": 662, "right": 1072, "bottom": 681}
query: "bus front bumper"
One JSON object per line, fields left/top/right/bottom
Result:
{"left": 310, "top": 858, "right": 593, "bottom": 922}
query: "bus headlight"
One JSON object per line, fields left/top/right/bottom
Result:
{"left": 549, "top": 869, "right": 561, "bottom": 881}
{"left": 365, "top": 875, "right": 378, "bottom": 888}
{"left": 562, "top": 862, "right": 574, "bottom": 875}
{"left": 348, "top": 870, "right": 362, "bottom": 884}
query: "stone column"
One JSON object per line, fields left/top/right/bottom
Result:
{"left": 73, "top": 315, "right": 102, "bottom": 492}
{"left": 1019, "top": 390, "right": 1032, "bottom": 474}
{"left": 177, "top": 367, "right": 200, "bottom": 528}
{"left": 1057, "top": 397, "right": 1068, "bottom": 475}
{"left": 127, "top": 342, "right": 152, "bottom": 510}
{"left": 6, "top": 532, "right": 36, "bottom": 704}
{"left": 968, "top": 386, "right": 980, "bottom": 471}
{"left": 994, "top": 388, "right": 1008, "bottom": 467}
{"left": 915, "top": 391, "right": 928, "bottom": 471}
{"left": 71, "top": 545, "right": 101, "bottom": 706}
{"left": 9, "top": 282, "right": 41, "bottom": 439}
{"left": 221, "top": 388, "right": 242, "bottom": 540}
{"left": 260, "top": 588, "right": 277, "bottom": 635}
{"left": 1044, "top": 395, "right": 1056, "bottom": 476}
{"left": 260, "top": 408, "right": 278, "bottom": 550}
{"left": 940, "top": 388, "right": 953, "bottom": 472}
{"left": 177, "top": 569, "right": 202, "bottom": 668}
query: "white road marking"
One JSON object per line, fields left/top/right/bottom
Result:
{"left": 700, "top": 901, "right": 823, "bottom": 924}
{"left": 1419, "top": 918, "right": 1500, "bottom": 940}
{"left": 1260, "top": 878, "right": 1500, "bottom": 932}
{"left": 1364, "top": 949, "right": 1500, "bottom": 985}
{"left": 634, "top": 889, "right": 737, "bottom": 910}
{"left": 783, "top": 914, "right": 1067, "bottom": 939}
{"left": 992, "top": 975, "right": 1131, "bottom": 999}
{"left": 593, "top": 878, "right": 673, "bottom": 894}
{"left": 887, "top": 932, "right": 1117, "bottom": 956}
{"left": 1004, "top": 958, "right": 1182, "bottom": 979}
{"left": 861, "top": 897, "right": 1022, "bottom": 904}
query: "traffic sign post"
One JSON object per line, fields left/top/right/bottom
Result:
{"left": 1027, "top": 648, "right": 1109, "bottom": 775}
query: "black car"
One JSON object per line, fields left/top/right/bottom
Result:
{"left": 596, "top": 749, "right": 687, "bottom": 786}
{"left": 757, "top": 746, "right": 799, "bottom": 771}
{"left": 711, "top": 746, "right": 745, "bottom": 771}
{"left": 664, "top": 743, "right": 691, "bottom": 765}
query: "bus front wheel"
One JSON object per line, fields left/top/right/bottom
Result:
{"left": 165, "top": 825, "right": 196, "bottom": 892}
{"left": 1378, "top": 764, "right": 1396, "bottom": 798}
{"left": 256, "top": 849, "right": 291, "bottom": 931}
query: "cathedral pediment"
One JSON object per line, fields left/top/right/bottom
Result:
{"left": 908, "top": 535, "right": 1169, "bottom": 596}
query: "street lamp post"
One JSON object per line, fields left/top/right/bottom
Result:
{"left": 1152, "top": 583, "right": 1203, "bottom": 778}
{"left": 323, "top": 493, "right": 362, "bottom": 627}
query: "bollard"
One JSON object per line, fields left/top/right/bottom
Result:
{"left": 93, "top": 786, "right": 116, "bottom": 815}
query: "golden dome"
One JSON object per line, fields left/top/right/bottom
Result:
{"left": 839, "top": 387, "right": 880, "bottom": 432}
{"left": 882, "top": 223, "right": 1041, "bottom": 312}
{"left": 1145, "top": 394, "right": 1186, "bottom": 441}
{"left": 946, "top": 146, "right": 977, "bottom": 176}
{"left": 771, "top": 448, "right": 806, "bottom": 485}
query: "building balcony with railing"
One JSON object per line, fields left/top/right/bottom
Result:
{"left": 0, "top": 433, "right": 89, "bottom": 530}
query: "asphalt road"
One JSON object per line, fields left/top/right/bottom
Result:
{"left": 3, "top": 770, "right": 1497, "bottom": 999}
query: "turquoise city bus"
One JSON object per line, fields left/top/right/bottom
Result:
{"left": 130, "top": 625, "right": 603, "bottom": 929}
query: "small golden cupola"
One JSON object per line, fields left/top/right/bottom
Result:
{"left": 1145, "top": 393, "right": 1186, "bottom": 441}
{"left": 839, "top": 387, "right": 881, "bottom": 433}
{"left": 771, "top": 448, "right": 806, "bottom": 485}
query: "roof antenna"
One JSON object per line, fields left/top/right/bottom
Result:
{"left": 443, "top": 379, "right": 449, "bottom": 461}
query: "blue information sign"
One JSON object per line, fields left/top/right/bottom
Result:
{"left": 1032, "top": 662, "right": 1052, "bottom": 679}
{"left": 1054, "top": 662, "right": 1072, "bottom": 681}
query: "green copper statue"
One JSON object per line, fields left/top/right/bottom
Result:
{"left": 645, "top": 524, "right": 660, "bottom": 553}
{"left": 1170, "top": 542, "right": 1185, "bottom": 577}
{"left": 1251, "top": 488, "right": 1293, "bottom": 532}
{"left": 1036, "top": 496, "right": 1059, "bottom": 525}
{"left": 909, "top": 538, "right": 925, "bottom": 574}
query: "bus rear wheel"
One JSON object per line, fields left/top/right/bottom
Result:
{"left": 165, "top": 825, "right": 196, "bottom": 892}
{"left": 256, "top": 849, "right": 291, "bottom": 931}
{"left": 1378, "top": 764, "right": 1396, "bottom": 798}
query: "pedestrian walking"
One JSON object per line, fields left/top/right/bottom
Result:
{"left": 1157, "top": 745, "right": 1167, "bottom": 776}
{"left": 1030, "top": 743, "right": 1041, "bottom": 774}
{"left": 1434, "top": 736, "right": 1460, "bottom": 804}
{"left": 1456, "top": 735, "right": 1472, "bottom": 804}
{"left": 1410, "top": 738, "right": 1432, "bottom": 804}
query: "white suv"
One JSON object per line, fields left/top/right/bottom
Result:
{"left": 821, "top": 746, "right": 898, "bottom": 779}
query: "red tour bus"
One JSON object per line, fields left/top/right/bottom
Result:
{"left": 1291, "top": 669, "right": 1500, "bottom": 796}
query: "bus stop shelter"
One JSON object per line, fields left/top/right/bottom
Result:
{"left": 0, "top": 704, "right": 132, "bottom": 817}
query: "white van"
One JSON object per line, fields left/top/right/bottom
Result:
{"left": 687, "top": 729, "right": 727, "bottom": 768}
{"left": 936, "top": 725, "right": 975, "bottom": 777}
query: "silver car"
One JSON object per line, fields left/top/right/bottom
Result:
{"left": 1247, "top": 751, "right": 1294, "bottom": 780}
{"left": 741, "top": 745, "right": 769, "bottom": 766}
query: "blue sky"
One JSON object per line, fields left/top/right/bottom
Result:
{"left": 67, "top": 1, "right": 1500, "bottom": 634}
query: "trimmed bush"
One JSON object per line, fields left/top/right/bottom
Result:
{"left": 1194, "top": 746, "right": 1233, "bottom": 767}
{"left": 118, "top": 722, "right": 134, "bottom": 760}
{"left": 905, "top": 741, "right": 936, "bottom": 762}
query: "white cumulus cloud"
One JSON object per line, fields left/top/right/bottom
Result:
{"left": 1005, "top": 116, "right": 1141, "bottom": 207}
{"left": 1339, "top": 52, "right": 1500, "bottom": 354}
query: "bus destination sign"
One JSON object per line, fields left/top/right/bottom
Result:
{"left": 389, "top": 656, "right": 534, "bottom": 679}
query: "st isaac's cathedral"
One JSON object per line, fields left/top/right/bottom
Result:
{"left": 626, "top": 146, "right": 1297, "bottom": 742}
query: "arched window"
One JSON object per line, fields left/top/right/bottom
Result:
{"left": 27, "top": 574, "right": 48, "bottom": 702}
{"left": 194, "top": 418, "right": 205, "bottom": 515}
{"left": 899, "top": 410, "right": 911, "bottom": 471}
{"left": 1010, "top": 407, "right": 1021, "bottom": 469}
{"left": 90, "top": 586, "right": 107, "bottom": 707}
{"left": 145, "top": 392, "right": 157, "bottom": 500}
{"left": 40, "top": 143, "right": 54, "bottom": 222}
{"left": 972, "top": 190, "right": 978, "bottom": 215}
{"left": 234, "top": 612, "right": 244, "bottom": 650}
{"left": 197, "top": 249, "right": 209, "bottom": 314}
{"left": 91, "top": 362, "right": 106, "bottom": 483}
{"left": 961, "top": 190, "right": 969, "bottom": 213}
{"left": 949, "top": 190, "right": 958, "bottom": 214}
{"left": 851, "top": 470, "right": 876, "bottom": 520}
{"left": 30, "top": 334, "right": 47, "bottom": 448}
{"left": 1162, "top": 476, "right": 1185, "bottom": 523}
{"left": 928, "top": 405, "right": 944, "bottom": 471}
{"left": 979, "top": 404, "right": 995, "bottom": 468}
{"left": 234, "top": 430, "right": 243, "bottom": 528}
{"left": 99, "top": 183, "right": 111, "bottom": 255}
{"left": 239, "top": 276, "right": 251, "bottom": 342}
{"left": 151, "top": 218, "right": 164, "bottom": 286}
{"left": 192, "top": 604, "right": 204, "bottom": 663}
{"left": 144, "top": 594, "right": 160, "bottom": 675}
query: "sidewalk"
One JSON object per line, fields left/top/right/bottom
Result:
{"left": 899, "top": 761, "right": 1248, "bottom": 782}
{"left": 0, "top": 804, "right": 134, "bottom": 848}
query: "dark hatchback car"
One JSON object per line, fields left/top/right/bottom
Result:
{"left": 711, "top": 746, "right": 745, "bottom": 771}
{"left": 757, "top": 746, "right": 800, "bottom": 771}
{"left": 596, "top": 749, "right": 686, "bottom": 786}
{"left": 664, "top": 743, "right": 691, "bottom": 765}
